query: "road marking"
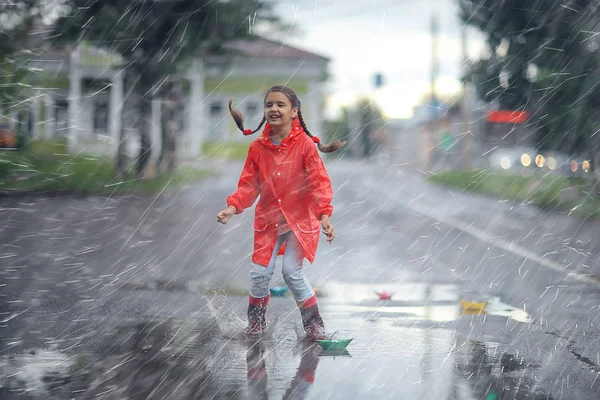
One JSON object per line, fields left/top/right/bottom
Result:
{"left": 400, "top": 199, "right": 600, "bottom": 287}
{"left": 337, "top": 168, "right": 599, "bottom": 287}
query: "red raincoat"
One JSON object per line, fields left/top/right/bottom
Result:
{"left": 226, "top": 119, "right": 334, "bottom": 267}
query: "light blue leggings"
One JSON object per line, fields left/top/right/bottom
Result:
{"left": 250, "top": 231, "right": 315, "bottom": 303}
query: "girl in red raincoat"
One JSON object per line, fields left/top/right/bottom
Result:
{"left": 216, "top": 85, "right": 346, "bottom": 341}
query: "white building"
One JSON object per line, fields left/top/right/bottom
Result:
{"left": 9, "top": 28, "right": 330, "bottom": 161}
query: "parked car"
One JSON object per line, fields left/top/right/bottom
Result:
{"left": 0, "top": 125, "right": 25, "bottom": 150}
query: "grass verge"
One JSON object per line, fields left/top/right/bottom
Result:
{"left": 1, "top": 139, "right": 216, "bottom": 195}
{"left": 428, "top": 169, "right": 600, "bottom": 219}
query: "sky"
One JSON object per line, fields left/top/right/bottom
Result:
{"left": 270, "top": 0, "right": 486, "bottom": 119}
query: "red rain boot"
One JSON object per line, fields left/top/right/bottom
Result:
{"left": 246, "top": 294, "right": 270, "bottom": 337}
{"left": 298, "top": 296, "right": 326, "bottom": 341}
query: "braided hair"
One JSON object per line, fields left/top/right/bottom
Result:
{"left": 228, "top": 85, "right": 346, "bottom": 153}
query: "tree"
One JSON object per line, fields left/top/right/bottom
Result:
{"left": 0, "top": 1, "right": 55, "bottom": 123}
{"left": 53, "top": 0, "right": 279, "bottom": 178}
{"left": 459, "top": 0, "right": 600, "bottom": 161}
{"left": 356, "top": 98, "right": 384, "bottom": 158}
{"left": 323, "top": 109, "right": 350, "bottom": 159}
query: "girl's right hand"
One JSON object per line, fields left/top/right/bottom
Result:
{"left": 320, "top": 215, "right": 335, "bottom": 244}
{"left": 217, "top": 206, "right": 236, "bottom": 225}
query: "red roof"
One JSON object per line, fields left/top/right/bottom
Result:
{"left": 224, "top": 37, "right": 329, "bottom": 62}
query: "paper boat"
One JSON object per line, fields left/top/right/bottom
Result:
{"left": 460, "top": 300, "right": 487, "bottom": 313}
{"left": 375, "top": 290, "right": 393, "bottom": 300}
{"left": 270, "top": 286, "right": 288, "bottom": 296}
{"left": 316, "top": 338, "right": 353, "bottom": 350}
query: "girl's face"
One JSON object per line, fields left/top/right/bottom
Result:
{"left": 264, "top": 91, "right": 298, "bottom": 128}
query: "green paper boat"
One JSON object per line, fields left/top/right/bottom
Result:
{"left": 270, "top": 286, "right": 288, "bottom": 296}
{"left": 315, "top": 338, "right": 353, "bottom": 350}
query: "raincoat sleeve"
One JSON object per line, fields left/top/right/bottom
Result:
{"left": 227, "top": 151, "right": 260, "bottom": 215}
{"left": 304, "top": 145, "right": 334, "bottom": 218}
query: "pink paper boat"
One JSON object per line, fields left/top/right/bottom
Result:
{"left": 375, "top": 290, "right": 393, "bottom": 300}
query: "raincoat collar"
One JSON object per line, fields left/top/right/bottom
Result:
{"left": 258, "top": 118, "right": 305, "bottom": 149}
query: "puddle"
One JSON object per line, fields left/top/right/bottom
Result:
{"left": 0, "top": 317, "right": 552, "bottom": 399}
{"left": 320, "top": 281, "right": 461, "bottom": 304}
{"left": 319, "top": 282, "right": 533, "bottom": 324}
{"left": 481, "top": 297, "right": 533, "bottom": 324}
{"left": 0, "top": 283, "right": 542, "bottom": 399}
{"left": 117, "top": 280, "right": 533, "bottom": 324}
{"left": 325, "top": 303, "right": 462, "bottom": 322}
{"left": 0, "top": 349, "right": 70, "bottom": 397}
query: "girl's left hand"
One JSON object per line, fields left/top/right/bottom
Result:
{"left": 321, "top": 217, "right": 335, "bottom": 243}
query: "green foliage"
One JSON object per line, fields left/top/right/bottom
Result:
{"left": 54, "top": 0, "right": 277, "bottom": 82}
{"left": 53, "top": 0, "right": 281, "bottom": 173}
{"left": 204, "top": 77, "right": 310, "bottom": 94}
{"left": 201, "top": 141, "right": 250, "bottom": 161}
{"left": 0, "top": 2, "right": 49, "bottom": 111}
{"left": 357, "top": 98, "right": 384, "bottom": 157}
{"left": 459, "top": 0, "right": 600, "bottom": 156}
{"left": 324, "top": 119, "right": 349, "bottom": 146}
{"left": 430, "top": 170, "right": 530, "bottom": 199}
{"left": 29, "top": 138, "right": 68, "bottom": 154}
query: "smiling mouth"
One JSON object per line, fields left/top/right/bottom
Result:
{"left": 269, "top": 114, "right": 281, "bottom": 120}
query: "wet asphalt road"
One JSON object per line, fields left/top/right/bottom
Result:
{"left": 1, "top": 158, "right": 600, "bottom": 399}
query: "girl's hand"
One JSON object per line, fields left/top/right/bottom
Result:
{"left": 320, "top": 216, "right": 335, "bottom": 243}
{"left": 217, "top": 206, "right": 236, "bottom": 225}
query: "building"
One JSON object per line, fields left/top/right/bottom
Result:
{"left": 6, "top": 25, "right": 330, "bottom": 161}
{"left": 188, "top": 37, "right": 329, "bottom": 159}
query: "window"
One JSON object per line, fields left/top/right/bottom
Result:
{"left": 94, "top": 101, "right": 108, "bottom": 132}
{"left": 54, "top": 99, "right": 68, "bottom": 137}
{"left": 17, "top": 110, "right": 32, "bottom": 137}
{"left": 246, "top": 102, "right": 259, "bottom": 117}
{"left": 209, "top": 102, "right": 223, "bottom": 117}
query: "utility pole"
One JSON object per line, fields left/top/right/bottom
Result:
{"left": 430, "top": 13, "right": 439, "bottom": 114}
{"left": 461, "top": 24, "right": 473, "bottom": 170}
{"left": 424, "top": 12, "right": 440, "bottom": 171}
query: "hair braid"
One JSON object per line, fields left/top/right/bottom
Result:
{"left": 297, "top": 109, "right": 312, "bottom": 138}
{"left": 228, "top": 99, "right": 264, "bottom": 136}
{"left": 253, "top": 116, "right": 266, "bottom": 134}
{"left": 298, "top": 109, "right": 346, "bottom": 153}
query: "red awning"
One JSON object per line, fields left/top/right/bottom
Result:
{"left": 487, "top": 110, "right": 528, "bottom": 124}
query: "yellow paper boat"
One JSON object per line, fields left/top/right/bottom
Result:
{"left": 460, "top": 300, "right": 487, "bottom": 313}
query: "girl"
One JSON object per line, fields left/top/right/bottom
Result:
{"left": 216, "top": 85, "right": 345, "bottom": 341}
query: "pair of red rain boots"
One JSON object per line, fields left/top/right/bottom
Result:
{"left": 246, "top": 294, "right": 326, "bottom": 341}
